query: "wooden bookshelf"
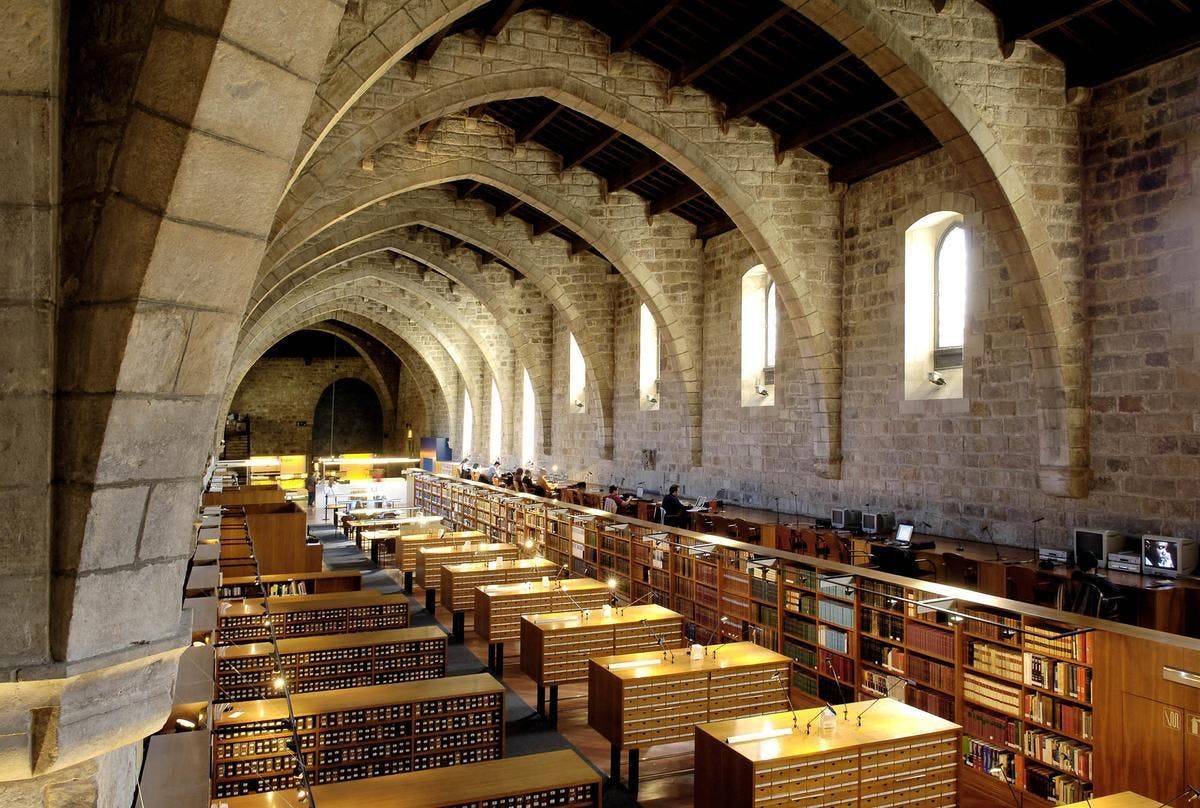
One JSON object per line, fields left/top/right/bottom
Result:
{"left": 217, "top": 570, "right": 363, "bottom": 599}
{"left": 210, "top": 675, "right": 504, "bottom": 798}
{"left": 587, "top": 641, "right": 791, "bottom": 794}
{"left": 215, "top": 593, "right": 409, "bottom": 645}
{"left": 214, "top": 748, "right": 601, "bottom": 807}
{"left": 519, "top": 603, "right": 683, "bottom": 726}
{"left": 214, "top": 627, "right": 447, "bottom": 702}
{"left": 694, "top": 698, "right": 960, "bottom": 808}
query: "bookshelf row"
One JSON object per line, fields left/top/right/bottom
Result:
{"left": 413, "top": 472, "right": 1099, "bottom": 804}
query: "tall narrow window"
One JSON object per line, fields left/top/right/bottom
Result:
{"left": 488, "top": 379, "right": 502, "bottom": 462}
{"left": 934, "top": 224, "right": 966, "bottom": 369}
{"left": 765, "top": 281, "right": 777, "bottom": 372}
{"left": 520, "top": 369, "right": 536, "bottom": 465}
{"left": 638, "top": 304, "right": 660, "bottom": 411}
{"left": 903, "top": 210, "right": 968, "bottom": 403}
{"left": 740, "top": 264, "right": 775, "bottom": 406}
{"left": 462, "top": 392, "right": 474, "bottom": 459}
{"left": 568, "top": 332, "right": 586, "bottom": 414}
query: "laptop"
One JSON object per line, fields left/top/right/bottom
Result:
{"left": 894, "top": 524, "right": 914, "bottom": 546}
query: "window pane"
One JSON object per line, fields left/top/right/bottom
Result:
{"left": 936, "top": 226, "right": 966, "bottom": 349}
{"left": 765, "top": 281, "right": 777, "bottom": 368}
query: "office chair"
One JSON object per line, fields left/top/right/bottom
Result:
{"left": 942, "top": 552, "right": 978, "bottom": 587}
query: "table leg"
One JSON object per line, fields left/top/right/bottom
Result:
{"left": 610, "top": 744, "right": 621, "bottom": 783}
{"left": 628, "top": 749, "right": 639, "bottom": 796}
{"left": 549, "top": 685, "right": 559, "bottom": 729}
{"left": 452, "top": 612, "right": 464, "bottom": 643}
{"left": 425, "top": 587, "right": 436, "bottom": 614}
{"left": 537, "top": 686, "right": 545, "bottom": 715}
{"left": 403, "top": 571, "right": 413, "bottom": 595}
{"left": 495, "top": 642, "right": 504, "bottom": 677}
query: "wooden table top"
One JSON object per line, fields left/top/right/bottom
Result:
{"left": 217, "top": 590, "right": 393, "bottom": 617}
{"left": 218, "top": 570, "right": 363, "bottom": 586}
{"left": 212, "top": 673, "right": 501, "bottom": 725}
{"left": 216, "top": 626, "right": 444, "bottom": 659}
{"left": 361, "top": 528, "right": 482, "bottom": 541}
{"left": 591, "top": 640, "right": 789, "bottom": 680}
{"left": 444, "top": 557, "right": 559, "bottom": 575}
{"left": 213, "top": 749, "right": 599, "bottom": 807}
{"left": 695, "top": 698, "right": 960, "bottom": 763}
{"left": 1060, "top": 794, "right": 1160, "bottom": 808}
{"left": 344, "top": 514, "right": 442, "bottom": 528}
{"left": 479, "top": 577, "right": 611, "bottom": 599}
{"left": 523, "top": 603, "right": 681, "bottom": 630}
{"left": 418, "top": 542, "right": 516, "bottom": 558}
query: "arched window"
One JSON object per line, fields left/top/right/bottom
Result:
{"left": 638, "top": 304, "right": 660, "bottom": 411}
{"left": 903, "top": 211, "right": 968, "bottom": 402}
{"left": 520, "top": 368, "right": 535, "bottom": 465}
{"left": 461, "top": 392, "right": 473, "bottom": 458}
{"left": 934, "top": 224, "right": 966, "bottom": 369}
{"left": 488, "top": 379, "right": 502, "bottom": 462}
{"left": 740, "top": 264, "right": 775, "bottom": 406}
{"left": 568, "top": 332, "right": 586, "bottom": 414}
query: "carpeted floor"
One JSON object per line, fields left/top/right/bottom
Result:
{"left": 311, "top": 524, "right": 639, "bottom": 806}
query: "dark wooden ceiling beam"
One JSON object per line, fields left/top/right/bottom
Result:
{"left": 991, "top": 1, "right": 1114, "bottom": 55}
{"left": 670, "top": 8, "right": 788, "bottom": 87}
{"left": 568, "top": 237, "right": 591, "bottom": 256}
{"left": 514, "top": 104, "right": 562, "bottom": 143}
{"left": 612, "top": 0, "right": 684, "bottom": 52}
{"left": 724, "top": 51, "right": 853, "bottom": 120}
{"left": 413, "top": 25, "right": 451, "bottom": 63}
{"left": 776, "top": 90, "right": 902, "bottom": 154}
{"left": 828, "top": 132, "right": 940, "bottom": 185}
{"left": 483, "top": 0, "right": 527, "bottom": 37}
{"left": 646, "top": 182, "right": 704, "bottom": 217}
{"left": 561, "top": 130, "right": 621, "bottom": 171}
{"left": 531, "top": 217, "right": 558, "bottom": 237}
{"left": 456, "top": 180, "right": 482, "bottom": 201}
{"left": 1065, "top": 21, "right": 1200, "bottom": 87}
{"left": 696, "top": 215, "right": 735, "bottom": 242}
{"left": 607, "top": 153, "right": 665, "bottom": 193}
{"left": 496, "top": 196, "right": 524, "bottom": 217}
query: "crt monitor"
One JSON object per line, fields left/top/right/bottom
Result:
{"left": 895, "top": 524, "right": 913, "bottom": 546}
{"left": 1072, "top": 527, "right": 1125, "bottom": 566}
{"left": 1141, "top": 535, "right": 1199, "bottom": 578}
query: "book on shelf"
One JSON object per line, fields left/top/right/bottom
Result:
{"left": 1023, "top": 624, "right": 1093, "bottom": 663}
{"left": 1022, "top": 728, "right": 1092, "bottom": 778}
{"left": 1025, "top": 764, "right": 1091, "bottom": 803}
{"left": 817, "top": 624, "right": 849, "bottom": 655}
{"left": 818, "top": 599, "right": 855, "bottom": 629}
{"left": 1023, "top": 692, "right": 1092, "bottom": 740}
{"left": 963, "top": 671, "right": 1022, "bottom": 717}
{"left": 968, "top": 640, "right": 1024, "bottom": 682}
{"left": 962, "top": 736, "right": 1020, "bottom": 782}
{"left": 1023, "top": 653, "right": 1093, "bottom": 703}
{"left": 908, "top": 654, "right": 955, "bottom": 692}
{"left": 906, "top": 621, "right": 955, "bottom": 659}
{"left": 963, "top": 704, "right": 1021, "bottom": 748}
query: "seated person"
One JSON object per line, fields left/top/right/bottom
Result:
{"left": 661, "top": 484, "right": 688, "bottom": 527}
{"left": 536, "top": 467, "right": 557, "bottom": 496}
{"left": 603, "top": 485, "right": 626, "bottom": 514}
{"left": 479, "top": 460, "right": 501, "bottom": 484}
{"left": 1070, "top": 550, "right": 1125, "bottom": 620}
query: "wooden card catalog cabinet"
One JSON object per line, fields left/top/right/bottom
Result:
{"left": 694, "top": 699, "right": 960, "bottom": 808}
{"left": 215, "top": 593, "right": 409, "bottom": 645}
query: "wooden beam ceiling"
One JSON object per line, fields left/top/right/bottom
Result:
{"left": 776, "top": 91, "right": 903, "bottom": 155}
{"left": 606, "top": 153, "right": 665, "bottom": 194}
{"left": 670, "top": 8, "right": 788, "bottom": 87}
{"left": 612, "top": 0, "right": 684, "bottom": 52}
{"left": 646, "top": 182, "right": 704, "bottom": 217}
{"left": 724, "top": 51, "right": 852, "bottom": 120}
{"left": 560, "top": 130, "right": 621, "bottom": 171}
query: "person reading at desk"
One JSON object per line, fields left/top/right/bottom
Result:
{"left": 536, "top": 468, "right": 557, "bottom": 497}
{"left": 480, "top": 460, "right": 501, "bottom": 484}
{"left": 603, "top": 485, "right": 626, "bottom": 514}
{"left": 661, "top": 485, "right": 688, "bottom": 528}
{"left": 1070, "top": 550, "right": 1124, "bottom": 620}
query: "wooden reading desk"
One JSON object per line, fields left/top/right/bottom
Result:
{"left": 415, "top": 542, "right": 520, "bottom": 612}
{"left": 588, "top": 640, "right": 791, "bottom": 794}
{"left": 694, "top": 698, "right": 961, "bottom": 808}
{"left": 342, "top": 512, "right": 442, "bottom": 549}
{"left": 474, "top": 576, "right": 612, "bottom": 675}
{"left": 216, "top": 570, "right": 362, "bottom": 599}
{"left": 212, "top": 748, "right": 601, "bottom": 808}
{"left": 439, "top": 557, "right": 558, "bottom": 642}
{"left": 520, "top": 603, "right": 683, "bottom": 727}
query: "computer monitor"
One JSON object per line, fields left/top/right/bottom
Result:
{"left": 1141, "top": 535, "right": 1199, "bottom": 578}
{"left": 895, "top": 524, "right": 913, "bottom": 546}
{"left": 1072, "top": 527, "right": 1124, "bottom": 567}
{"left": 831, "top": 508, "right": 861, "bottom": 530}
